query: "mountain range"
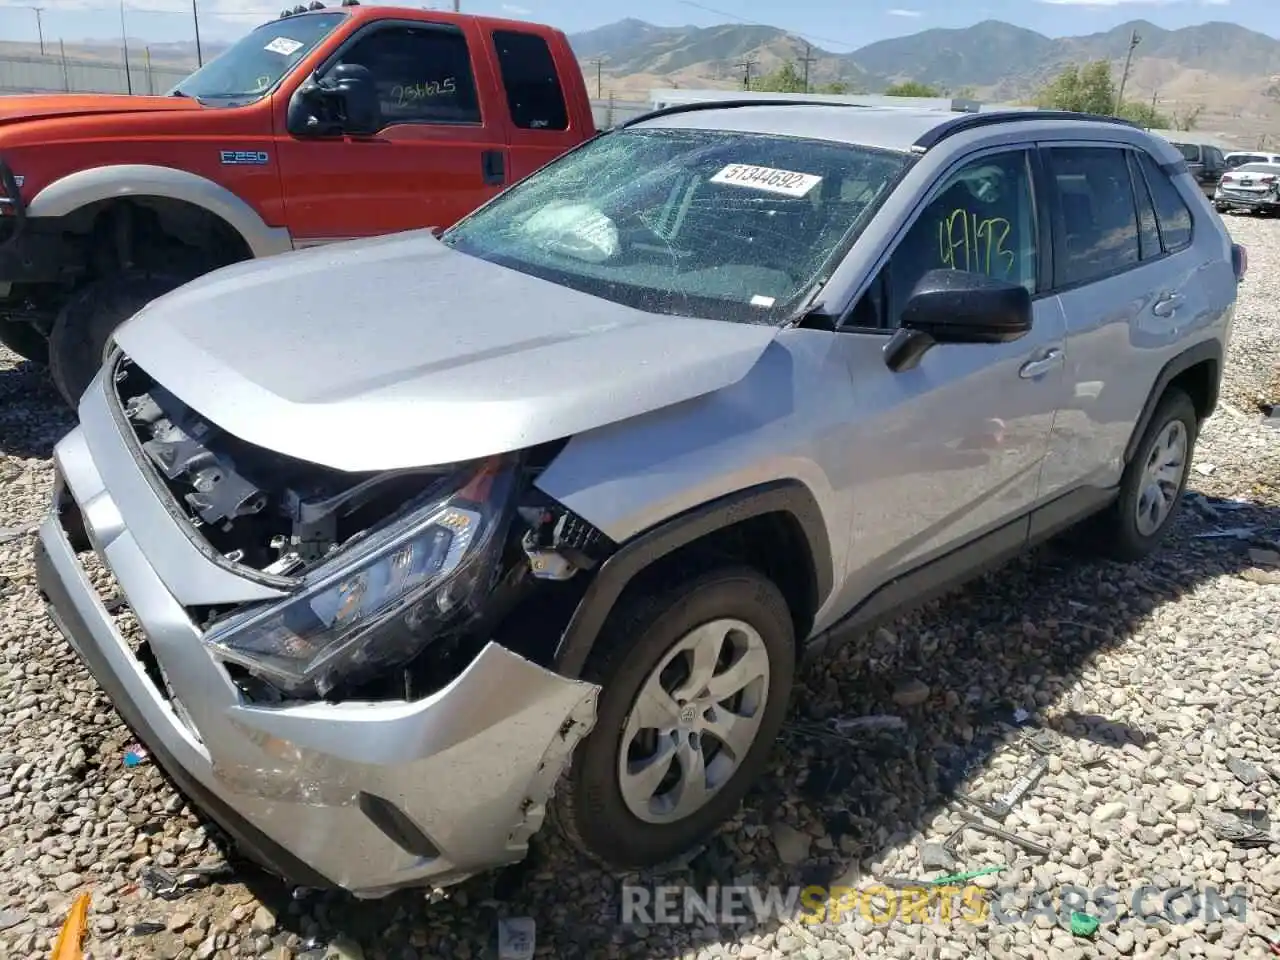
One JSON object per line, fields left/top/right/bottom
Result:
{"left": 571, "top": 17, "right": 1280, "bottom": 142}
{"left": 571, "top": 17, "right": 1280, "bottom": 95}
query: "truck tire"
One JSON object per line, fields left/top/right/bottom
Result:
{"left": 552, "top": 565, "right": 795, "bottom": 871}
{"left": 48, "top": 270, "right": 190, "bottom": 408}
{"left": 0, "top": 317, "right": 49, "bottom": 365}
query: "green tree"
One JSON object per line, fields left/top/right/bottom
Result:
{"left": 1118, "top": 101, "right": 1172, "bottom": 129}
{"left": 754, "top": 61, "right": 808, "bottom": 93}
{"left": 1034, "top": 60, "right": 1116, "bottom": 115}
{"left": 884, "top": 80, "right": 942, "bottom": 97}
{"left": 818, "top": 80, "right": 853, "bottom": 95}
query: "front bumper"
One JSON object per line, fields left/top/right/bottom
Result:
{"left": 35, "top": 378, "right": 600, "bottom": 898}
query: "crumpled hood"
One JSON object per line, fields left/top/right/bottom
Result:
{"left": 112, "top": 230, "right": 780, "bottom": 473}
{"left": 0, "top": 94, "right": 202, "bottom": 126}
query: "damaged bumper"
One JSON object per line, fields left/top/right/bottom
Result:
{"left": 34, "top": 380, "right": 600, "bottom": 898}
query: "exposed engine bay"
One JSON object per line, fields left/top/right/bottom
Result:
{"left": 108, "top": 353, "right": 616, "bottom": 703}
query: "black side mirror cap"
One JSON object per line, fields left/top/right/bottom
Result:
{"left": 884, "top": 268, "right": 1033, "bottom": 373}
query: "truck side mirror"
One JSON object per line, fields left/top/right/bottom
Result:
{"left": 328, "top": 63, "right": 381, "bottom": 136}
{"left": 286, "top": 64, "right": 381, "bottom": 138}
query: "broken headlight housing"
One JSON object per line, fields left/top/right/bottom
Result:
{"left": 204, "top": 455, "right": 518, "bottom": 697}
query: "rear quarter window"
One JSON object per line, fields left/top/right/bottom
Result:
{"left": 1137, "top": 151, "right": 1193, "bottom": 253}
{"left": 492, "top": 30, "right": 569, "bottom": 131}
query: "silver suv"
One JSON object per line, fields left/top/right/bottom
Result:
{"left": 36, "top": 103, "right": 1244, "bottom": 898}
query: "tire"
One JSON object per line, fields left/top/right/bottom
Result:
{"left": 1085, "top": 387, "right": 1199, "bottom": 563}
{"left": 0, "top": 317, "right": 49, "bottom": 365}
{"left": 48, "top": 270, "right": 192, "bottom": 409}
{"left": 552, "top": 565, "right": 796, "bottom": 870}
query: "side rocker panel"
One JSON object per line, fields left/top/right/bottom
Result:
{"left": 26, "top": 164, "right": 293, "bottom": 259}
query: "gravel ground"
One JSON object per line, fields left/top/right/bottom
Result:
{"left": 1, "top": 220, "right": 1279, "bottom": 960}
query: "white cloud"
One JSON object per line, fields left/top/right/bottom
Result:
{"left": 887, "top": 7, "right": 923, "bottom": 16}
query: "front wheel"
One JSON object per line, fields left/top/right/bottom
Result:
{"left": 553, "top": 566, "right": 796, "bottom": 870}
{"left": 48, "top": 270, "right": 192, "bottom": 409}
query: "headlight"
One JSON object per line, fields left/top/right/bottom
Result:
{"left": 204, "top": 455, "right": 518, "bottom": 697}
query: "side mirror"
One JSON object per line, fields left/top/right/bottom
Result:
{"left": 884, "top": 268, "right": 1032, "bottom": 373}
{"left": 327, "top": 63, "right": 380, "bottom": 136}
{"left": 286, "top": 64, "right": 381, "bottom": 137}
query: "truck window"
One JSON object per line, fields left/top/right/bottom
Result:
{"left": 336, "top": 25, "right": 481, "bottom": 126}
{"left": 491, "top": 30, "right": 569, "bottom": 131}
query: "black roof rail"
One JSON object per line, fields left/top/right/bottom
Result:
{"left": 912, "top": 109, "right": 1142, "bottom": 151}
{"left": 620, "top": 97, "right": 869, "bottom": 130}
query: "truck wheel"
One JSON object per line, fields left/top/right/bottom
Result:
{"left": 1083, "top": 387, "right": 1198, "bottom": 563}
{"left": 552, "top": 566, "right": 795, "bottom": 870}
{"left": 48, "top": 270, "right": 190, "bottom": 408}
{"left": 0, "top": 317, "right": 50, "bottom": 365}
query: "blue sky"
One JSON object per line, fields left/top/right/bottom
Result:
{"left": 0, "top": 0, "right": 1275, "bottom": 49}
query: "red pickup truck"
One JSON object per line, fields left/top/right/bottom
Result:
{"left": 0, "top": 3, "right": 596, "bottom": 405}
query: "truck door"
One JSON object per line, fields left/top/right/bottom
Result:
{"left": 276, "top": 18, "right": 509, "bottom": 245}
{"left": 488, "top": 28, "right": 590, "bottom": 182}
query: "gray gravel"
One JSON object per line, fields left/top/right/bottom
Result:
{"left": 2, "top": 218, "right": 1279, "bottom": 960}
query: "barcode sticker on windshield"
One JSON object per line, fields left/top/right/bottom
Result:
{"left": 264, "top": 36, "right": 304, "bottom": 56}
{"left": 711, "top": 163, "right": 822, "bottom": 198}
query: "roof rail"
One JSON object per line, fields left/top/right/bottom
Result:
{"left": 619, "top": 98, "right": 869, "bottom": 130}
{"left": 912, "top": 109, "right": 1141, "bottom": 151}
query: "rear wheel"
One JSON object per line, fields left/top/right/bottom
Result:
{"left": 1081, "top": 387, "right": 1198, "bottom": 562}
{"left": 48, "top": 270, "right": 192, "bottom": 408}
{"left": 0, "top": 317, "right": 49, "bottom": 365}
{"left": 552, "top": 566, "right": 795, "bottom": 870}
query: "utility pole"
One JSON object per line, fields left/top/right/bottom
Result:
{"left": 119, "top": 0, "right": 133, "bottom": 94}
{"left": 192, "top": 0, "right": 203, "bottom": 67}
{"left": 1115, "top": 28, "right": 1140, "bottom": 114}
{"left": 590, "top": 58, "right": 603, "bottom": 99}
{"left": 452, "top": 0, "right": 459, "bottom": 9}
{"left": 30, "top": 7, "right": 45, "bottom": 55}
{"left": 799, "top": 41, "right": 816, "bottom": 94}
{"left": 738, "top": 56, "right": 756, "bottom": 91}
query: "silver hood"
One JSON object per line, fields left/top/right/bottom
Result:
{"left": 111, "top": 230, "right": 779, "bottom": 473}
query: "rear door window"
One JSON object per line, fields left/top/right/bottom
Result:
{"left": 1047, "top": 146, "right": 1141, "bottom": 288}
{"left": 492, "top": 30, "right": 570, "bottom": 131}
{"left": 1127, "top": 152, "right": 1161, "bottom": 261}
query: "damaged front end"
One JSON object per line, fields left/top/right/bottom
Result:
{"left": 110, "top": 352, "right": 615, "bottom": 705}
{"left": 28, "top": 353, "right": 631, "bottom": 894}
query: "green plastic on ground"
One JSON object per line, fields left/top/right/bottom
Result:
{"left": 1070, "top": 911, "right": 1100, "bottom": 937}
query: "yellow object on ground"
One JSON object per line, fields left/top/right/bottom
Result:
{"left": 50, "top": 891, "right": 90, "bottom": 960}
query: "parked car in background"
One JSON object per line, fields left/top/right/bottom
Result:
{"left": 0, "top": 3, "right": 595, "bottom": 406}
{"left": 1172, "top": 141, "right": 1228, "bottom": 198}
{"left": 1225, "top": 151, "right": 1280, "bottom": 169}
{"left": 37, "top": 103, "right": 1242, "bottom": 898}
{"left": 1214, "top": 162, "right": 1280, "bottom": 215}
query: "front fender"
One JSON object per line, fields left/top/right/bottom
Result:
{"left": 26, "top": 163, "right": 293, "bottom": 258}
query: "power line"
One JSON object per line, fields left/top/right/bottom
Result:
{"left": 798, "top": 40, "right": 816, "bottom": 93}
{"left": 29, "top": 6, "right": 45, "bottom": 55}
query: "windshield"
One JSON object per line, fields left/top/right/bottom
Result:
{"left": 1174, "top": 143, "right": 1202, "bottom": 162}
{"left": 441, "top": 128, "right": 910, "bottom": 324}
{"left": 1236, "top": 164, "right": 1280, "bottom": 175}
{"left": 1226, "top": 155, "right": 1263, "bottom": 168}
{"left": 171, "top": 12, "right": 347, "bottom": 104}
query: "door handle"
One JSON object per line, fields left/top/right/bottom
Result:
{"left": 1019, "top": 347, "right": 1063, "bottom": 380}
{"left": 481, "top": 149, "right": 505, "bottom": 186}
{"left": 1152, "top": 291, "right": 1183, "bottom": 317}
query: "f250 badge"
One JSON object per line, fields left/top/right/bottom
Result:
{"left": 219, "top": 150, "right": 270, "bottom": 166}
